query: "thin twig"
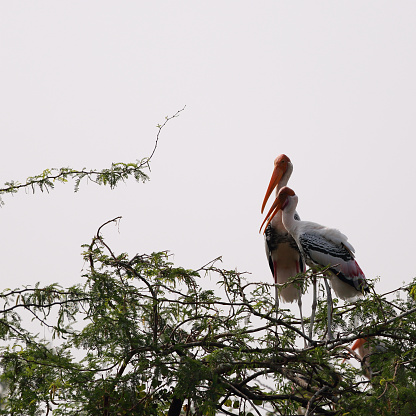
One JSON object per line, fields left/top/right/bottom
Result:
{"left": 147, "top": 105, "right": 186, "bottom": 165}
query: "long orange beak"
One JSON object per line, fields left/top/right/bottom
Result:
{"left": 259, "top": 196, "right": 283, "bottom": 234}
{"left": 351, "top": 338, "right": 367, "bottom": 351}
{"left": 261, "top": 165, "right": 286, "bottom": 214}
{"left": 342, "top": 338, "right": 367, "bottom": 363}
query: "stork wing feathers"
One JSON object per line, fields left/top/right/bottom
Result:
{"left": 265, "top": 224, "right": 300, "bottom": 252}
{"left": 294, "top": 221, "right": 355, "bottom": 253}
{"left": 299, "top": 232, "right": 354, "bottom": 262}
{"left": 265, "top": 224, "right": 301, "bottom": 275}
{"left": 299, "top": 232, "right": 368, "bottom": 294}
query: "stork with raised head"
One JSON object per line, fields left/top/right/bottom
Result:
{"left": 260, "top": 155, "right": 306, "bottom": 337}
{"left": 260, "top": 186, "right": 368, "bottom": 339}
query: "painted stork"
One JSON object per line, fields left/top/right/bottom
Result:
{"left": 344, "top": 338, "right": 386, "bottom": 379}
{"left": 260, "top": 155, "right": 306, "bottom": 338}
{"left": 260, "top": 186, "right": 369, "bottom": 339}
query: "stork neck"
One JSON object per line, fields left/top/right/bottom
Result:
{"left": 281, "top": 195, "right": 298, "bottom": 233}
{"left": 270, "top": 209, "right": 286, "bottom": 233}
{"left": 276, "top": 163, "right": 293, "bottom": 195}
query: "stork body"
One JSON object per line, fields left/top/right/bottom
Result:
{"left": 261, "top": 187, "right": 368, "bottom": 338}
{"left": 265, "top": 215, "right": 304, "bottom": 302}
{"left": 261, "top": 155, "right": 307, "bottom": 343}
{"left": 282, "top": 195, "right": 367, "bottom": 300}
{"left": 261, "top": 155, "right": 305, "bottom": 304}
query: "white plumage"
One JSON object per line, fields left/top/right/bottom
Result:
{"left": 262, "top": 186, "right": 368, "bottom": 300}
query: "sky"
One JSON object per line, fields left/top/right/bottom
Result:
{"left": 1, "top": 1, "right": 416, "bottom": 316}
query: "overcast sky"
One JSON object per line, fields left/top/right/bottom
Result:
{"left": 1, "top": 2, "right": 416, "bottom": 315}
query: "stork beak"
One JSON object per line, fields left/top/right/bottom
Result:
{"left": 259, "top": 196, "right": 283, "bottom": 234}
{"left": 342, "top": 338, "right": 367, "bottom": 363}
{"left": 351, "top": 338, "right": 367, "bottom": 351}
{"left": 261, "top": 165, "right": 286, "bottom": 214}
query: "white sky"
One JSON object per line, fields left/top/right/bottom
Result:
{"left": 1, "top": 2, "right": 416, "bottom": 310}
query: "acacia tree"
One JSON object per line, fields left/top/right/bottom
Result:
{"left": 1, "top": 113, "right": 416, "bottom": 415}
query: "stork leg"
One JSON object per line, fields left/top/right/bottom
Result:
{"left": 297, "top": 293, "right": 307, "bottom": 348}
{"left": 323, "top": 278, "right": 334, "bottom": 340}
{"left": 308, "top": 276, "right": 317, "bottom": 343}
{"left": 274, "top": 283, "right": 280, "bottom": 344}
{"left": 274, "top": 283, "right": 279, "bottom": 314}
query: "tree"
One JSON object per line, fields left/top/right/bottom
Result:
{"left": 0, "top": 112, "right": 416, "bottom": 415}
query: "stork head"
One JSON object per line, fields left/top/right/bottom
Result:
{"left": 259, "top": 186, "right": 296, "bottom": 233}
{"left": 261, "top": 154, "right": 292, "bottom": 214}
{"left": 342, "top": 338, "right": 368, "bottom": 363}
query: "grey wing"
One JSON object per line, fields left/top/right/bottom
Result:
{"left": 299, "top": 233, "right": 354, "bottom": 263}
{"left": 299, "top": 232, "right": 367, "bottom": 292}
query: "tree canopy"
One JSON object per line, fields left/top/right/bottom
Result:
{"left": 1, "top": 111, "right": 416, "bottom": 415}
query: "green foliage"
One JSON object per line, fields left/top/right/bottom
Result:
{"left": 0, "top": 161, "right": 150, "bottom": 207}
{"left": 0, "top": 106, "right": 185, "bottom": 206}
{"left": 1, "top": 224, "right": 415, "bottom": 415}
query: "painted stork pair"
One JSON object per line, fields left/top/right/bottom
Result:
{"left": 260, "top": 155, "right": 369, "bottom": 340}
